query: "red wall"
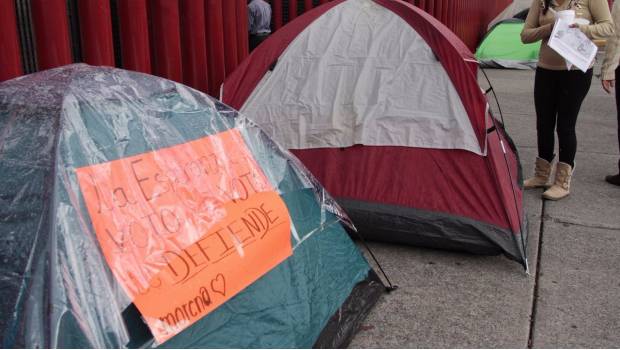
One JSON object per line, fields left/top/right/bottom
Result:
{"left": 269, "top": 0, "right": 511, "bottom": 50}
{"left": 416, "top": 0, "right": 513, "bottom": 50}
{"left": 0, "top": 0, "right": 250, "bottom": 96}
{"left": 0, "top": 0, "right": 511, "bottom": 87}
{"left": 0, "top": 0, "right": 22, "bottom": 81}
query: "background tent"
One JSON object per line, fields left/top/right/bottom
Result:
{"left": 487, "top": 0, "right": 531, "bottom": 29}
{"left": 513, "top": 8, "right": 530, "bottom": 20}
{"left": 0, "top": 64, "right": 383, "bottom": 348}
{"left": 222, "top": 0, "right": 528, "bottom": 268}
{"left": 476, "top": 19, "right": 541, "bottom": 69}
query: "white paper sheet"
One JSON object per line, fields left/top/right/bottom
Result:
{"left": 548, "top": 17, "right": 598, "bottom": 72}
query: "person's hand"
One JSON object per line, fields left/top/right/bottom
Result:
{"left": 602, "top": 79, "right": 615, "bottom": 94}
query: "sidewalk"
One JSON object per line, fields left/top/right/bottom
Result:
{"left": 349, "top": 66, "right": 620, "bottom": 348}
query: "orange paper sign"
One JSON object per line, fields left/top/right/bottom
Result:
{"left": 75, "top": 129, "right": 292, "bottom": 343}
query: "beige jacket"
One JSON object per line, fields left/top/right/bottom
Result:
{"left": 601, "top": 1, "right": 620, "bottom": 80}
{"left": 521, "top": 0, "right": 614, "bottom": 70}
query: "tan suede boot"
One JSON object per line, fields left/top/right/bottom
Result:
{"left": 543, "top": 162, "right": 573, "bottom": 201}
{"left": 524, "top": 157, "right": 553, "bottom": 189}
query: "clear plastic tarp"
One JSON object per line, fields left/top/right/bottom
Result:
{"left": 0, "top": 65, "right": 372, "bottom": 348}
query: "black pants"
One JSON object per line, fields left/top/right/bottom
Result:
{"left": 534, "top": 67, "right": 593, "bottom": 167}
{"left": 615, "top": 67, "right": 620, "bottom": 172}
{"left": 249, "top": 33, "right": 269, "bottom": 51}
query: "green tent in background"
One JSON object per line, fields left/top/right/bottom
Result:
{"left": 476, "top": 19, "right": 541, "bottom": 69}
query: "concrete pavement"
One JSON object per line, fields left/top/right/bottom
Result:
{"left": 349, "top": 65, "right": 620, "bottom": 348}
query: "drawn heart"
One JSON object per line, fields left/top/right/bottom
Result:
{"left": 211, "top": 273, "right": 226, "bottom": 296}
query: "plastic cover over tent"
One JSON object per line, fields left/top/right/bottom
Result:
{"left": 476, "top": 19, "right": 541, "bottom": 69}
{"left": 222, "top": 0, "right": 528, "bottom": 268}
{"left": 0, "top": 64, "right": 383, "bottom": 348}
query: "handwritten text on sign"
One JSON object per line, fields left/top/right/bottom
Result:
{"left": 76, "top": 129, "right": 292, "bottom": 343}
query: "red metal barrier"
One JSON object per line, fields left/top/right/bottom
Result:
{"left": 438, "top": 0, "right": 512, "bottom": 50}
{"left": 206, "top": 0, "right": 226, "bottom": 96}
{"left": 149, "top": 0, "right": 183, "bottom": 81}
{"left": 420, "top": 0, "right": 427, "bottom": 12}
{"left": 441, "top": 0, "right": 449, "bottom": 25}
{"left": 117, "top": 0, "right": 151, "bottom": 74}
{"left": 223, "top": 0, "right": 239, "bottom": 74}
{"left": 7, "top": 0, "right": 512, "bottom": 87}
{"left": 179, "top": 0, "right": 209, "bottom": 92}
{"left": 31, "top": 0, "right": 72, "bottom": 70}
{"left": 434, "top": 0, "right": 442, "bottom": 21}
{"left": 237, "top": 0, "right": 250, "bottom": 62}
{"left": 447, "top": 0, "right": 455, "bottom": 32}
{"left": 78, "top": 0, "right": 115, "bottom": 67}
{"left": 273, "top": 0, "right": 283, "bottom": 30}
{"left": 0, "top": 0, "right": 22, "bottom": 81}
{"left": 288, "top": 0, "right": 298, "bottom": 22}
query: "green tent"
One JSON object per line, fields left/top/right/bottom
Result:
{"left": 476, "top": 19, "right": 541, "bottom": 69}
{"left": 0, "top": 64, "right": 383, "bottom": 348}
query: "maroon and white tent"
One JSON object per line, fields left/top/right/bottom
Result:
{"left": 222, "top": 0, "right": 527, "bottom": 267}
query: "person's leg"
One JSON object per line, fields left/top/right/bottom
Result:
{"left": 605, "top": 66, "right": 620, "bottom": 185}
{"left": 249, "top": 34, "right": 268, "bottom": 51}
{"left": 616, "top": 66, "right": 620, "bottom": 158}
{"left": 525, "top": 67, "right": 559, "bottom": 189}
{"left": 249, "top": 34, "right": 259, "bottom": 51}
{"left": 534, "top": 68, "right": 560, "bottom": 163}
{"left": 555, "top": 69, "right": 592, "bottom": 167}
{"left": 543, "top": 69, "right": 593, "bottom": 200}
{"left": 256, "top": 34, "right": 268, "bottom": 48}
